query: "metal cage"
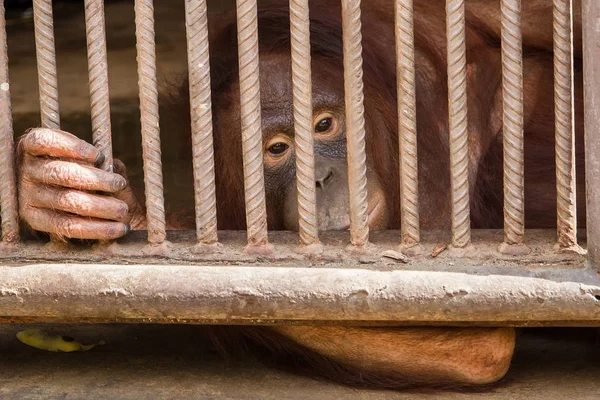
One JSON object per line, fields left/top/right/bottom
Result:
{"left": 0, "top": 0, "right": 599, "bottom": 326}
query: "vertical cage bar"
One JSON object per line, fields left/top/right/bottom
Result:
{"left": 33, "top": 0, "right": 63, "bottom": 246}
{"left": 33, "top": 0, "right": 60, "bottom": 129}
{"left": 341, "top": 0, "right": 369, "bottom": 248}
{"left": 290, "top": 0, "right": 319, "bottom": 247}
{"left": 582, "top": 0, "right": 600, "bottom": 267}
{"left": 446, "top": 0, "right": 471, "bottom": 248}
{"left": 500, "top": 0, "right": 526, "bottom": 247}
{"left": 84, "top": 0, "right": 113, "bottom": 172}
{"left": 553, "top": 0, "right": 579, "bottom": 249}
{"left": 0, "top": 0, "right": 20, "bottom": 244}
{"left": 236, "top": 0, "right": 269, "bottom": 247}
{"left": 185, "top": 0, "right": 219, "bottom": 245}
{"left": 134, "top": 0, "right": 166, "bottom": 245}
{"left": 395, "top": 0, "right": 420, "bottom": 248}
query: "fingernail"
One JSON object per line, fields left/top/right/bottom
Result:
{"left": 113, "top": 177, "right": 128, "bottom": 192}
{"left": 96, "top": 152, "right": 105, "bottom": 165}
{"left": 124, "top": 224, "right": 131, "bottom": 235}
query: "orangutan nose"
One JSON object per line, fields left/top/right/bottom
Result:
{"left": 316, "top": 168, "right": 334, "bottom": 189}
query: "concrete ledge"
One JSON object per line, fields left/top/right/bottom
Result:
{"left": 1, "top": 264, "right": 599, "bottom": 325}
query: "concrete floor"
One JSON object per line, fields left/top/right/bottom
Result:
{"left": 1, "top": 325, "right": 599, "bottom": 399}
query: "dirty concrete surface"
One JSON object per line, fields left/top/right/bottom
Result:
{"left": 1, "top": 325, "right": 599, "bottom": 399}
{"left": 3, "top": 1, "right": 600, "bottom": 399}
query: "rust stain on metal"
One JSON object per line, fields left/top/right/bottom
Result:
{"left": 236, "top": 0, "right": 270, "bottom": 248}
{"left": 446, "top": 0, "right": 471, "bottom": 248}
{"left": 185, "top": 0, "right": 219, "bottom": 245}
{"left": 134, "top": 0, "right": 167, "bottom": 245}
{"left": 395, "top": 0, "right": 421, "bottom": 249}
{"left": 0, "top": 0, "right": 20, "bottom": 244}
{"left": 341, "top": 0, "right": 370, "bottom": 248}
{"left": 290, "top": 0, "right": 320, "bottom": 247}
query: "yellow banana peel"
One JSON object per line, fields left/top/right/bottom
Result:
{"left": 16, "top": 329, "right": 106, "bottom": 352}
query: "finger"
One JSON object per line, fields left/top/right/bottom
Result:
{"left": 25, "top": 182, "right": 130, "bottom": 222}
{"left": 113, "top": 159, "right": 128, "bottom": 179}
{"left": 22, "top": 207, "right": 130, "bottom": 240}
{"left": 20, "top": 128, "right": 103, "bottom": 165}
{"left": 23, "top": 155, "right": 127, "bottom": 193}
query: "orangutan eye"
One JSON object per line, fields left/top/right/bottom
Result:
{"left": 268, "top": 142, "right": 289, "bottom": 155}
{"left": 315, "top": 117, "right": 333, "bottom": 133}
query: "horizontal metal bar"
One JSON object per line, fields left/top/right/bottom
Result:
{"left": 0, "top": 230, "right": 593, "bottom": 284}
{"left": 0, "top": 264, "right": 598, "bottom": 324}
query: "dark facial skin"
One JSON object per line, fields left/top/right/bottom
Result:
{"left": 209, "top": 53, "right": 389, "bottom": 232}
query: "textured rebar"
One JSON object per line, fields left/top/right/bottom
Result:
{"left": 0, "top": 0, "right": 19, "bottom": 244}
{"left": 33, "top": 0, "right": 60, "bottom": 129}
{"left": 341, "top": 0, "right": 369, "bottom": 247}
{"left": 236, "top": 0, "right": 269, "bottom": 247}
{"left": 553, "top": 0, "right": 578, "bottom": 248}
{"left": 583, "top": 0, "right": 600, "bottom": 268}
{"left": 185, "top": 0, "right": 218, "bottom": 245}
{"left": 446, "top": 0, "right": 471, "bottom": 248}
{"left": 134, "top": 0, "right": 166, "bottom": 244}
{"left": 290, "top": 0, "right": 319, "bottom": 246}
{"left": 395, "top": 0, "right": 420, "bottom": 247}
{"left": 84, "top": 0, "right": 113, "bottom": 172}
{"left": 500, "top": 0, "right": 525, "bottom": 245}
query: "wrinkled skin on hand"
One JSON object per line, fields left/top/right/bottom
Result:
{"left": 17, "top": 128, "right": 147, "bottom": 241}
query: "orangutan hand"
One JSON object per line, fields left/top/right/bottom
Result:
{"left": 17, "top": 128, "right": 145, "bottom": 240}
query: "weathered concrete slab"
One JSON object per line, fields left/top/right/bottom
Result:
{"left": 0, "top": 325, "right": 599, "bottom": 399}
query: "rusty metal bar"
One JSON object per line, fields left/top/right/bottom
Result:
{"left": 84, "top": 0, "right": 113, "bottom": 172}
{"left": 32, "top": 0, "right": 63, "bottom": 246}
{"left": 499, "top": 0, "right": 527, "bottom": 253}
{"left": 583, "top": 0, "right": 600, "bottom": 268}
{"left": 341, "top": 0, "right": 370, "bottom": 248}
{"left": 395, "top": 0, "right": 420, "bottom": 250}
{"left": 446, "top": 0, "right": 471, "bottom": 248}
{"left": 134, "top": 0, "right": 166, "bottom": 245}
{"left": 1, "top": 264, "right": 598, "bottom": 323}
{"left": 0, "top": 0, "right": 19, "bottom": 244}
{"left": 0, "top": 229, "right": 589, "bottom": 270}
{"left": 32, "top": 0, "right": 60, "bottom": 129}
{"left": 290, "top": 0, "right": 319, "bottom": 247}
{"left": 185, "top": 0, "right": 219, "bottom": 246}
{"left": 553, "top": 0, "right": 579, "bottom": 249}
{"left": 236, "top": 0, "right": 269, "bottom": 248}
